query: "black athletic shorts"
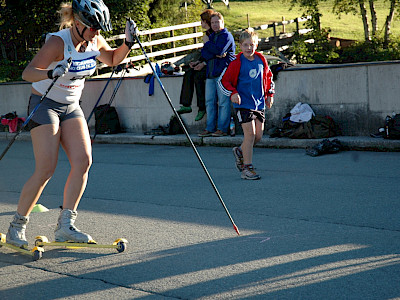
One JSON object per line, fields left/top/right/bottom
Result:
{"left": 235, "top": 108, "right": 265, "bottom": 124}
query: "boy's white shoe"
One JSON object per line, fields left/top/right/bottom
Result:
{"left": 54, "top": 209, "right": 93, "bottom": 243}
{"left": 241, "top": 165, "right": 261, "bottom": 180}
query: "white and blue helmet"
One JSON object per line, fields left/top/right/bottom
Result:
{"left": 72, "top": 0, "right": 112, "bottom": 31}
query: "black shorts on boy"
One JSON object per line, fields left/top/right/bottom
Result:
{"left": 235, "top": 108, "right": 265, "bottom": 124}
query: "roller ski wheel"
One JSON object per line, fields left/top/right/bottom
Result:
{"left": 0, "top": 233, "right": 43, "bottom": 261}
{"left": 35, "top": 236, "right": 128, "bottom": 253}
{"left": 114, "top": 239, "right": 128, "bottom": 253}
{"left": 33, "top": 249, "right": 43, "bottom": 261}
{"left": 35, "top": 235, "right": 49, "bottom": 246}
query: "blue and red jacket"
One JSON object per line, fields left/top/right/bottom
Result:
{"left": 218, "top": 51, "right": 275, "bottom": 105}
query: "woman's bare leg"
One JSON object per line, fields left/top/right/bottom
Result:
{"left": 54, "top": 117, "right": 93, "bottom": 243}
{"left": 17, "top": 124, "right": 60, "bottom": 216}
{"left": 60, "top": 117, "right": 92, "bottom": 211}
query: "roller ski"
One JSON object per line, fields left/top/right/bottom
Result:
{"left": 0, "top": 212, "right": 44, "bottom": 260}
{"left": 0, "top": 233, "right": 44, "bottom": 260}
{"left": 35, "top": 209, "right": 127, "bottom": 253}
{"left": 35, "top": 236, "right": 127, "bottom": 253}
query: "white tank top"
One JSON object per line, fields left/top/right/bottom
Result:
{"left": 32, "top": 28, "right": 100, "bottom": 104}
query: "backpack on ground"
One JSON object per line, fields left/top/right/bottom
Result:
{"left": 384, "top": 114, "right": 400, "bottom": 139}
{"left": 279, "top": 114, "right": 341, "bottom": 139}
{"left": 94, "top": 104, "right": 121, "bottom": 134}
{"left": 168, "top": 115, "right": 184, "bottom": 135}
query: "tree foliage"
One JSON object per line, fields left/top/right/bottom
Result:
{"left": 0, "top": 0, "right": 154, "bottom": 61}
{"left": 287, "top": 20, "right": 339, "bottom": 63}
{"left": 332, "top": 36, "right": 400, "bottom": 63}
{"left": 0, "top": 0, "right": 62, "bottom": 61}
{"left": 0, "top": 0, "right": 203, "bottom": 81}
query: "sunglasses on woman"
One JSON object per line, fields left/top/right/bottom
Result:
{"left": 80, "top": 20, "right": 100, "bottom": 32}
{"left": 84, "top": 25, "right": 100, "bottom": 32}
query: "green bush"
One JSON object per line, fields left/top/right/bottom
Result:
{"left": 286, "top": 29, "right": 339, "bottom": 64}
{"left": 0, "top": 57, "right": 34, "bottom": 83}
{"left": 284, "top": 30, "right": 400, "bottom": 64}
{"left": 332, "top": 37, "right": 400, "bottom": 63}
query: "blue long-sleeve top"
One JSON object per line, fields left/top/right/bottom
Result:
{"left": 201, "top": 28, "right": 236, "bottom": 79}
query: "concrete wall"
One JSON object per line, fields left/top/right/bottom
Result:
{"left": 1, "top": 60, "right": 400, "bottom": 136}
{"left": 269, "top": 61, "right": 400, "bottom": 135}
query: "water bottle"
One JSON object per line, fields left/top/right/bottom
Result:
{"left": 230, "top": 117, "right": 235, "bottom": 137}
{"left": 385, "top": 115, "right": 391, "bottom": 138}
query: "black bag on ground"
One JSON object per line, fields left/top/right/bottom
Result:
{"left": 384, "top": 114, "right": 400, "bottom": 139}
{"left": 306, "top": 139, "right": 344, "bottom": 157}
{"left": 94, "top": 104, "right": 121, "bottom": 134}
{"left": 168, "top": 115, "right": 184, "bottom": 135}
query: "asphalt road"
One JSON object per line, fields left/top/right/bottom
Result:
{"left": 0, "top": 140, "right": 399, "bottom": 299}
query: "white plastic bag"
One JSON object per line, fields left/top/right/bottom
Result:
{"left": 290, "top": 102, "right": 315, "bottom": 123}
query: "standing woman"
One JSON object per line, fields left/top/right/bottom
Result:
{"left": 7, "top": 0, "right": 137, "bottom": 247}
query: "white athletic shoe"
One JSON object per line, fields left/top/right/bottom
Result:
{"left": 54, "top": 209, "right": 93, "bottom": 243}
{"left": 6, "top": 212, "right": 29, "bottom": 248}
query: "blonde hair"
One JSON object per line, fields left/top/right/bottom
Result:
{"left": 211, "top": 11, "right": 224, "bottom": 22}
{"left": 58, "top": 2, "right": 75, "bottom": 29}
{"left": 239, "top": 28, "right": 258, "bottom": 44}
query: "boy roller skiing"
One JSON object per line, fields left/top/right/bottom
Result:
{"left": 219, "top": 29, "right": 275, "bottom": 180}
{"left": 4, "top": 0, "right": 136, "bottom": 252}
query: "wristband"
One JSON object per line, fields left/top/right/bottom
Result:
{"left": 47, "top": 69, "right": 53, "bottom": 79}
{"left": 125, "top": 40, "right": 134, "bottom": 49}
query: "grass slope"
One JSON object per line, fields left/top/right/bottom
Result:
{"left": 212, "top": 0, "right": 399, "bottom": 41}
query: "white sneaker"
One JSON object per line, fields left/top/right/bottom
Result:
{"left": 6, "top": 212, "right": 29, "bottom": 248}
{"left": 54, "top": 209, "right": 93, "bottom": 243}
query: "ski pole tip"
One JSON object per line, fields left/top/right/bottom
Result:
{"left": 233, "top": 224, "right": 240, "bottom": 236}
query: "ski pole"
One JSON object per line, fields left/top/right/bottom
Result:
{"left": 0, "top": 58, "right": 72, "bottom": 161}
{"left": 92, "top": 63, "right": 129, "bottom": 142}
{"left": 127, "top": 18, "right": 240, "bottom": 236}
{"left": 86, "top": 65, "right": 119, "bottom": 124}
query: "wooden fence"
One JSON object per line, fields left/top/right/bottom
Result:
{"left": 98, "top": 15, "right": 312, "bottom": 70}
{"left": 250, "top": 15, "right": 313, "bottom": 51}
{"left": 99, "top": 21, "right": 203, "bottom": 70}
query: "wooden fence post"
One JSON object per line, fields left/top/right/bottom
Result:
{"left": 170, "top": 30, "right": 176, "bottom": 57}
{"left": 194, "top": 25, "right": 198, "bottom": 44}
{"left": 149, "top": 33, "right": 152, "bottom": 53}
{"left": 273, "top": 22, "right": 278, "bottom": 48}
